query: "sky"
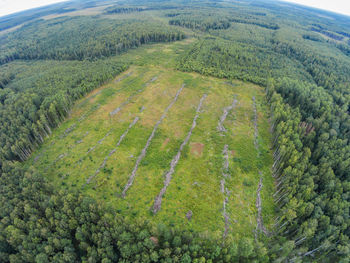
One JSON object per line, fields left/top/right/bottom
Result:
{"left": 0, "top": 0, "right": 66, "bottom": 17}
{"left": 0, "top": 0, "right": 350, "bottom": 18}
{"left": 282, "top": 0, "right": 350, "bottom": 17}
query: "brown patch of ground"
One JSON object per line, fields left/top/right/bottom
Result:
{"left": 174, "top": 129, "right": 183, "bottom": 138}
{"left": 150, "top": 236, "right": 158, "bottom": 246}
{"left": 230, "top": 150, "right": 236, "bottom": 156}
{"left": 161, "top": 138, "right": 170, "bottom": 150}
{"left": 190, "top": 142, "right": 204, "bottom": 157}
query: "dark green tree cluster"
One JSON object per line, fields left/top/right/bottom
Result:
{"left": 310, "top": 27, "right": 344, "bottom": 41}
{"left": 0, "top": 14, "right": 185, "bottom": 164}
{"left": 0, "top": 16, "right": 184, "bottom": 63}
{"left": 169, "top": 15, "right": 230, "bottom": 31}
{"left": 0, "top": 162, "right": 268, "bottom": 262}
{"left": 302, "top": 33, "right": 324, "bottom": 42}
{"left": 0, "top": 59, "right": 127, "bottom": 163}
{"left": 335, "top": 42, "right": 350, "bottom": 57}
{"left": 164, "top": 12, "right": 182, "bottom": 17}
{"left": 266, "top": 79, "right": 350, "bottom": 262}
{"left": 271, "top": 38, "right": 350, "bottom": 106}
{"left": 166, "top": 7, "right": 279, "bottom": 31}
{"left": 0, "top": 4, "right": 256, "bottom": 262}
{"left": 1, "top": 0, "right": 350, "bottom": 262}
{"left": 174, "top": 3, "right": 350, "bottom": 261}
{"left": 104, "top": 6, "right": 146, "bottom": 14}
{"left": 177, "top": 38, "right": 310, "bottom": 87}
{"left": 228, "top": 18, "right": 279, "bottom": 30}
{"left": 336, "top": 30, "right": 350, "bottom": 38}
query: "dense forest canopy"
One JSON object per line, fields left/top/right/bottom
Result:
{"left": 0, "top": 0, "right": 350, "bottom": 262}
{"left": 0, "top": 16, "right": 184, "bottom": 63}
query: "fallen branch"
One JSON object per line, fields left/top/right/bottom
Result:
{"left": 221, "top": 144, "right": 232, "bottom": 238}
{"left": 151, "top": 93, "right": 207, "bottom": 213}
{"left": 115, "top": 71, "right": 133, "bottom": 83}
{"left": 252, "top": 96, "right": 259, "bottom": 153}
{"left": 110, "top": 76, "right": 156, "bottom": 116}
{"left": 86, "top": 116, "right": 140, "bottom": 184}
{"left": 87, "top": 129, "right": 113, "bottom": 154}
{"left": 255, "top": 173, "right": 268, "bottom": 238}
{"left": 60, "top": 123, "right": 76, "bottom": 138}
{"left": 122, "top": 84, "right": 185, "bottom": 197}
{"left": 217, "top": 96, "right": 237, "bottom": 133}
{"left": 110, "top": 92, "right": 139, "bottom": 116}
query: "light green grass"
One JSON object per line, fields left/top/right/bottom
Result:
{"left": 25, "top": 39, "right": 275, "bottom": 240}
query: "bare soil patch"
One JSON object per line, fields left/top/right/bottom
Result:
{"left": 190, "top": 142, "right": 204, "bottom": 156}
{"left": 161, "top": 138, "right": 170, "bottom": 150}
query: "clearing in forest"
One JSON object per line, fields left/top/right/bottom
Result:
{"left": 26, "top": 39, "right": 275, "bottom": 239}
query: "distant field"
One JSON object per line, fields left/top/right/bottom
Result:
{"left": 26, "top": 39, "right": 275, "bottom": 239}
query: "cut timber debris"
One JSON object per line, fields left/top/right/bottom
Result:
{"left": 86, "top": 116, "right": 139, "bottom": 184}
{"left": 45, "top": 152, "right": 67, "bottom": 172}
{"left": 110, "top": 76, "right": 155, "bottom": 116}
{"left": 255, "top": 173, "right": 268, "bottom": 238}
{"left": 223, "top": 144, "right": 229, "bottom": 177}
{"left": 186, "top": 210, "right": 193, "bottom": 221}
{"left": 151, "top": 93, "right": 207, "bottom": 214}
{"left": 224, "top": 82, "right": 238, "bottom": 87}
{"left": 115, "top": 71, "right": 133, "bottom": 83}
{"left": 121, "top": 84, "right": 185, "bottom": 197}
{"left": 223, "top": 197, "right": 230, "bottom": 237}
{"left": 149, "top": 76, "right": 158, "bottom": 83}
{"left": 77, "top": 91, "right": 101, "bottom": 107}
{"left": 217, "top": 96, "right": 237, "bottom": 133}
{"left": 217, "top": 97, "right": 240, "bottom": 237}
{"left": 110, "top": 92, "right": 138, "bottom": 116}
{"left": 33, "top": 149, "right": 47, "bottom": 164}
{"left": 221, "top": 144, "right": 231, "bottom": 238}
{"left": 87, "top": 129, "right": 113, "bottom": 154}
{"left": 79, "top": 104, "right": 101, "bottom": 123}
{"left": 60, "top": 123, "right": 76, "bottom": 138}
{"left": 252, "top": 96, "right": 259, "bottom": 153}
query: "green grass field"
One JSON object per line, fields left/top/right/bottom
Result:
{"left": 25, "top": 39, "right": 275, "bottom": 240}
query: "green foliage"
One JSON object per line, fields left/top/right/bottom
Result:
{"left": 104, "top": 6, "right": 146, "bottom": 14}
{"left": 0, "top": 163, "right": 258, "bottom": 262}
{"left": 310, "top": 26, "right": 344, "bottom": 41}
{"left": 171, "top": 1, "right": 350, "bottom": 261}
{"left": 229, "top": 18, "right": 279, "bottom": 30}
{"left": 0, "top": 59, "right": 127, "bottom": 162}
{"left": 0, "top": 16, "right": 184, "bottom": 63}
{"left": 302, "top": 33, "right": 324, "bottom": 42}
{"left": 1, "top": 0, "right": 350, "bottom": 262}
{"left": 177, "top": 38, "right": 310, "bottom": 86}
{"left": 169, "top": 13, "right": 230, "bottom": 31}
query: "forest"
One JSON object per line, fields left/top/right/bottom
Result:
{"left": 0, "top": 0, "right": 350, "bottom": 262}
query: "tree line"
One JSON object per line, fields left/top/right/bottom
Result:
{"left": 1, "top": 0, "right": 350, "bottom": 261}
{"left": 175, "top": 7, "right": 350, "bottom": 261}
{"left": 0, "top": 16, "right": 184, "bottom": 64}
{"left": 0, "top": 163, "right": 270, "bottom": 262}
{"left": 0, "top": 8, "right": 264, "bottom": 262}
